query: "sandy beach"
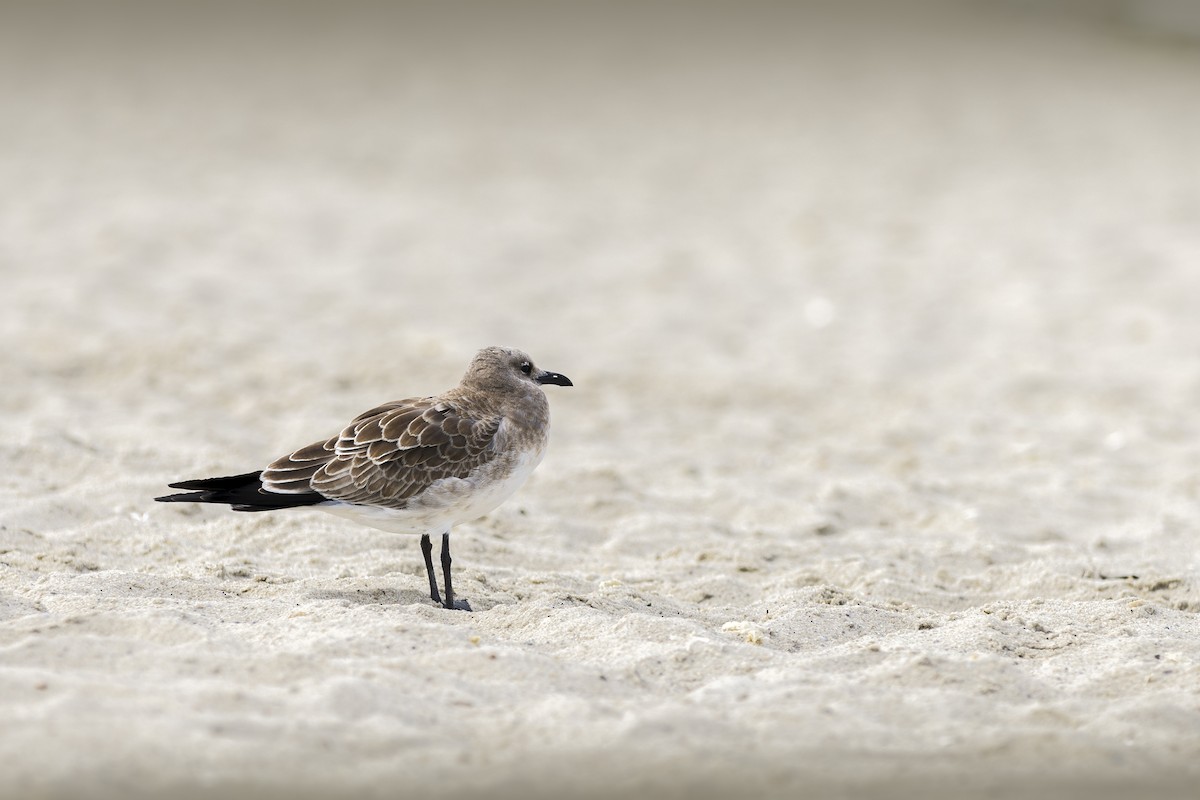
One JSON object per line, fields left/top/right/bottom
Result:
{"left": 2, "top": 2, "right": 1199, "bottom": 798}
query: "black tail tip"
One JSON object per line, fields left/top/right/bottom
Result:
{"left": 155, "top": 492, "right": 201, "bottom": 503}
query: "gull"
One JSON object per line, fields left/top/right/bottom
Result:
{"left": 156, "top": 346, "right": 572, "bottom": 610}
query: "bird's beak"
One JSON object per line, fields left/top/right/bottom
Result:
{"left": 536, "top": 370, "right": 573, "bottom": 387}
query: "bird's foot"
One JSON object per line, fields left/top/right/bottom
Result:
{"left": 443, "top": 598, "right": 472, "bottom": 612}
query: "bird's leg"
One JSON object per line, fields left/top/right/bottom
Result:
{"left": 440, "top": 532, "right": 469, "bottom": 611}
{"left": 420, "top": 534, "right": 441, "bottom": 605}
{"left": 440, "top": 532, "right": 455, "bottom": 610}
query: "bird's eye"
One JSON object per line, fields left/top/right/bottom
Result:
{"left": 520, "top": 362, "right": 532, "bottom": 375}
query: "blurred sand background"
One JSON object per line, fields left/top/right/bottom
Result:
{"left": 2, "top": 1, "right": 1200, "bottom": 798}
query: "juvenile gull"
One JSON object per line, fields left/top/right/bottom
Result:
{"left": 155, "top": 346, "right": 572, "bottom": 610}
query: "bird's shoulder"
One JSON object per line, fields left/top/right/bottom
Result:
{"left": 338, "top": 396, "right": 502, "bottom": 459}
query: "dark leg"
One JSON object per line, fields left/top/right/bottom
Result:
{"left": 420, "top": 534, "right": 441, "bottom": 605}
{"left": 439, "top": 532, "right": 470, "bottom": 611}
{"left": 440, "top": 532, "right": 455, "bottom": 610}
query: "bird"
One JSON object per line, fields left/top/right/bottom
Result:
{"left": 155, "top": 346, "right": 572, "bottom": 610}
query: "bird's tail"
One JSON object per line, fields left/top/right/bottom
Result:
{"left": 155, "top": 471, "right": 325, "bottom": 512}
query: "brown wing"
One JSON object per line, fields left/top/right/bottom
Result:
{"left": 260, "top": 398, "right": 502, "bottom": 509}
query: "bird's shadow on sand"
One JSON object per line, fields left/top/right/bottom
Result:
{"left": 306, "top": 587, "right": 430, "bottom": 606}
{"left": 306, "top": 587, "right": 497, "bottom": 612}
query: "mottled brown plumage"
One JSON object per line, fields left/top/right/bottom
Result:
{"left": 260, "top": 400, "right": 503, "bottom": 508}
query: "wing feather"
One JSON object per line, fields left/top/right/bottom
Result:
{"left": 259, "top": 436, "right": 337, "bottom": 493}
{"left": 352, "top": 416, "right": 385, "bottom": 445}
{"left": 381, "top": 408, "right": 424, "bottom": 440}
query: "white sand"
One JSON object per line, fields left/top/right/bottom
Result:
{"left": 2, "top": 2, "right": 1199, "bottom": 798}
